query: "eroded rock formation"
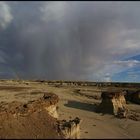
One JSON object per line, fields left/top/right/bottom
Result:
{"left": 97, "top": 90, "right": 128, "bottom": 118}
{"left": 0, "top": 92, "right": 81, "bottom": 139}
{"left": 0, "top": 92, "right": 61, "bottom": 139}
{"left": 57, "top": 117, "right": 81, "bottom": 139}
{"left": 0, "top": 92, "right": 59, "bottom": 118}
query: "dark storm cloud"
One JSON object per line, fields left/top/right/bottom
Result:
{"left": 0, "top": 1, "right": 140, "bottom": 81}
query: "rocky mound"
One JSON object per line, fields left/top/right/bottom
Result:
{"left": 0, "top": 92, "right": 81, "bottom": 139}
{"left": 97, "top": 90, "right": 140, "bottom": 121}
{"left": 0, "top": 92, "right": 62, "bottom": 139}
{"left": 97, "top": 90, "right": 128, "bottom": 118}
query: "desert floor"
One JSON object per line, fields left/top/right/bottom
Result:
{"left": 0, "top": 80, "right": 140, "bottom": 139}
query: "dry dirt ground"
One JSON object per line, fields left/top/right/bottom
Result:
{"left": 0, "top": 80, "right": 140, "bottom": 139}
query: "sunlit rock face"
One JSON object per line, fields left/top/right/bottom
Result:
{"left": 97, "top": 91, "right": 128, "bottom": 117}
{"left": 57, "top": 117, "right": 81, "bottom": 139}
{"left": 41, "top": 93, "right": 59, "bottom": 118}
{"left": 45, "top": 105, "right": 59, "bottom": 119}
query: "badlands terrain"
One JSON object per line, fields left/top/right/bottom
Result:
{"left": 0, "top": 80, "right": 140, "bottom": 139}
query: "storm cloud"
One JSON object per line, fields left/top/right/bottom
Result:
{"left": 0, "top": 1, "right": 140, "bottom": 81}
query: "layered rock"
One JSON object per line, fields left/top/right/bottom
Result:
{"left": 97, "top": 90, "right": 128, "bottom": 117}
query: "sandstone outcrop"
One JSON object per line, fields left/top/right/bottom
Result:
{"left": 97, "top": 90, "right": 128, "bottom": 118}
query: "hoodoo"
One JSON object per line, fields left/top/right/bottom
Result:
{"left": 97, "top": 90, "right": 128, "bottom": 118}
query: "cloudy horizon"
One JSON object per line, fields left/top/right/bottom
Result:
{"left": 0, "top": 1, "right": 140, "bottom": 82}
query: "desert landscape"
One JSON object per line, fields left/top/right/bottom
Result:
{"left": 0, "top": 79, "right": 139, "bottom": 139}
{"left": 1, "top": 1, "right": 140, "bottom": 139}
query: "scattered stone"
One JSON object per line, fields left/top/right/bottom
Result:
{"left": 57, "top": 117, "right": 81, "bottom": 139}
{"left": 116, "top": 107, "right": 128, "bottom": 119}
{"left": 127, "top": 111, "right": 140, "bottom": 121}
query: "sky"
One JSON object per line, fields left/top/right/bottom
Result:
{"left": 0, "top": 1, "right": 140, "bottom": 82}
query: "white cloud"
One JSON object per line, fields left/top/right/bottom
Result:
{"left": 102, "top": 27, "right": 140, "bottom": 59}
{"left": 113, "top": 60, "right": 140, "bottom": 68}
{"left": 0, "top": 2, "right": 13, "bottom": 29}
{"left": 104, "top": 77, "right": 111, "bottom": 82}
{"left": 90, "top": 59, "right": 140, "bottom": 82}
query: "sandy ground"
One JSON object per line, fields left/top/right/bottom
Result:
{"left": 0, "top": 80, "right": 140, "bottom": 139}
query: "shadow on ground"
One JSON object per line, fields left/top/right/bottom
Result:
{"left": 64, "top": 100, "right": 98, "bottom": 112}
